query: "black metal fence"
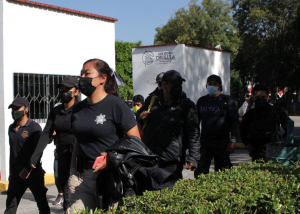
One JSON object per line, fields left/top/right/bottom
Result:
{"left": 13, "top": 73, "right": 79, "bottom": 123}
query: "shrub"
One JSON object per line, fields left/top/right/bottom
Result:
{"left": 75, "top": 161, "right": 300, "bottom": 214}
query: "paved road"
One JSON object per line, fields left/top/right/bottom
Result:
{"left": 0, "top": 116, "right": 299, "bottom": 214}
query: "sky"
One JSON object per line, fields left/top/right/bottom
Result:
{"left": 34, "top": 0, "right": 192, "bottom": 46}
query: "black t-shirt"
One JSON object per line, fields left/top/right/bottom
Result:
{"left": 9, "top": 118, "right": 42, "bottom": 175}
{"left": 30, "top": 102, "right": 77, "bottom": 165}
{"left": 71, "top": 95, "right": 137, "bottom": 161}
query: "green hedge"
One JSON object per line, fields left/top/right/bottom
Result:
{"left": 75, "top": 161, "right": 300, "bottom": 213}
{"left": 115, "top": 40, "right": 142, "bottom": 100}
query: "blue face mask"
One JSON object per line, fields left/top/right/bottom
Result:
{"left": 207, "top": 86, "right": 219, "bottom": 95}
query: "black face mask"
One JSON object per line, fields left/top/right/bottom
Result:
{"left": 59, "top": 91, "right": 73, "bottom": 103}
{"left": 170, "top": 85, "right": 182, "bottom": 98}
{"left": 12, "top": 110, "right": 24, "bottom": 121}
{"left": 255, "top": 98, "right": 269, "bottom": 109}
{"left": 79, "top": 77, "right": 97, "bottom": 97}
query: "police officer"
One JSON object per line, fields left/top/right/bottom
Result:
{"left": 5, "top": 98, "right": 50, "bottom": 214}
{"left": 29, "top": 76, "right": 80, "bottom": 211}
{"left": 194, "top": 75, "right": 239, "bottom": 177}
{"left": 240, "top": 84, "right": 290, "bottom": 161}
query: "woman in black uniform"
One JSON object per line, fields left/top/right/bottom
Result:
{"left": 30, "top": 76, "right": 80, "bottom": 211}
{"left": 66, "top": 59, "right": 140, "bottom": 213}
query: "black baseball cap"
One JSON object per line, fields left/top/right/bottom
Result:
{"left": 207, "top": 74, "right": 222, "bottom": 85}
{"left": 162, "top": 70, "right": 186, "bottom": 83}
{"left": 8, "top": 97, "right": 29, "bottom": 109}
{"left": 56, "top": 76, "right": 79, "bottom": 88}
{"left": 156, "top": 72, "right": 165, "bottom": 83}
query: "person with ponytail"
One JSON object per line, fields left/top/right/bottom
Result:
{"left": 66, "top": 59, "right": 139, "bottom": 213}
{"left": 29, "top": 76, "right": 80, "bottom": 211}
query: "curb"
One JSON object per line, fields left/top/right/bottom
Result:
{"left": 0, "top": 181, "right": 8, "bottom": 192}
{"left": 0, "top": 173, "right": 55, "bottom": 192}
{"left": 44, "top": 173, "right": 55, "bottom": 185}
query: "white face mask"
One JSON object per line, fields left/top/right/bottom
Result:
{"left": 207, "top": 86, "right": 219, "bottom": 95}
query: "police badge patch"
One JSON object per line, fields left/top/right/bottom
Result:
{"left": 95, "top": 114, "right": 106, "bottom": 125}
{"left": 21, "top": 131, "right": 29, "bottom": 138}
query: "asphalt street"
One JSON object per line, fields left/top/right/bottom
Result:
{"left": 0, "top": 116, "right": 299, "bottom": 214}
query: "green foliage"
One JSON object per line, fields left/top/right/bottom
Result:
{"left": 115, "top": 40, "right": 142, "bottom": 100}
{"left": 232, "top": 0, "right": 300, "bottom": 99}
{"left": 75, "top": 161, "right": 300, "bottom": 214}
{"left": 231, "top": 69, "right": 244, "bottom": 103}
{"left": 154, "top": 0, "right": 243, "bottom": 98}
{"left": 154, "top": 0, "right": 241, "bottom": 59}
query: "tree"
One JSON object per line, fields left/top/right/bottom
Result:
{"left": 154, "top": 0, "right": 244, "bottom": 101}
{"left": 154, "top": 0, "right": 240, "bottom": 58}
{"left": 115, "top": 40, "right": 142, "bottom": 100}
{"left": 233, "top": 0, "right": 300, "bottom": 101}
{"left": 231, "top": 69, "right": 244, "bottom": 103}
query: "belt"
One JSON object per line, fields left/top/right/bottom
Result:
{"left": 56, "top": 144, "right": 71, "bottom": 150}
{"left": 77, "top": 157, "right": 95, "bottom": 173}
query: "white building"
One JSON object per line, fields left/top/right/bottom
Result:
{"left": 132, "top": 43, "right": 231, "bottom": 104}
{"left": 0, "top": 0, "right": 117, "bottom": 188}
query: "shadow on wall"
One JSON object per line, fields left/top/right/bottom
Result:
{"left": 184, "top": 46, "right": 231, "bottom": 103}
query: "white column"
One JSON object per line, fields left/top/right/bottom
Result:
{"left": 0, "top": 0, "right": 8, "bottom": 182}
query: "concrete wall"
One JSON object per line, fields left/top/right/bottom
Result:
{"left": 132, "top": 45, "right": 184, "bottom": 100}
{"left": 0, "top": 0, "right": 5, "bottom": 181}
{"left": 0, "top": 0, "right": 116, "bottom": 181}
{"left": 184, "top": 46, "right": 231, "bottom": 103}
{"left": 132, "top": 44, "right": 231, "bottom": 104}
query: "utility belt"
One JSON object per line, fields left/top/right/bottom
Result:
{"left": 56, "top": 144, "right": 73, "bottom": 153}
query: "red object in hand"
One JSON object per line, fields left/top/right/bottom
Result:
{"left": 92, "top": 156, "right": 105, "bottom": 169}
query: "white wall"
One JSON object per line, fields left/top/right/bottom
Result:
{"left": 132, "top": 45, "right": 184, "bottom": 99}
{"left": 0, "top": 0, "right": 5, "bottom": 181}
{"left": 184, "top": 46, "right": 231, "bottom": 103}
{"left": 132, "top": 44, "right": 231, "bottom": 104}
{"left": 0, "top": 0, "right": 116, "bottom": 181}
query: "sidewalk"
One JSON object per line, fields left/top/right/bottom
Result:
{"left": 0, "top": 149, "right": 251, "bottom": 214}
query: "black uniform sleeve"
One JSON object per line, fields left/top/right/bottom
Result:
{"left": 184, "top": 100, "right": 200, "bottom": 167}
{"left": 227, "top": 98, "right": 239, "bottom": 137}
{"left": 30, "top": 108, "right": 56, "bottom": 165}
{"left": 114, "top": 100, "right": 137, "bottom": 132}
{"left": 239, "top": 110, "right": 253, "bottom": 146}
{"left": 136, "top": 95, "right": 152, "bottom": 125}
{"left": 25, "top": 124, "right": 42, "bottom": 170}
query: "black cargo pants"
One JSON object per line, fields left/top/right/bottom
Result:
{"left": 5, "top": 168, "right": 50, "bottom": 214}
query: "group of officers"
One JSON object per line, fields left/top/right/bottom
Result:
{"left": 5, "top": 69, "right": 290, "bottom": 213}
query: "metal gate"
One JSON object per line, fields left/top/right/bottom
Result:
{"left": 13, "top": 73, "right": 79, "bottom": 123}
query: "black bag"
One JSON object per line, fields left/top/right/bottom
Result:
{"left": 106, "top": 136, "right": 158, "bottom": 186}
